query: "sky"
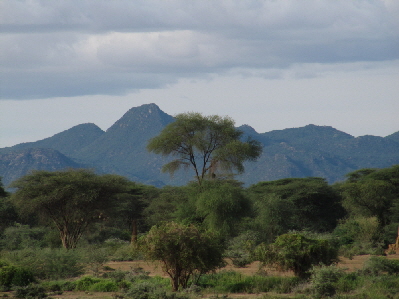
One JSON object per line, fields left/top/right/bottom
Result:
{"left": 1, "top": 0, "right": 399, "bottom": 148}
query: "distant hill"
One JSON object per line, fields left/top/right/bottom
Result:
{"left": 1, "top": 103, "right": 398, "bottom": 187}
{"left": 0, "top": 148, "right": 85, "bottom": 186}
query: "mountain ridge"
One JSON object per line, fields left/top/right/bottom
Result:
{"left": 1, "top": 103, "right": 398, "bottom": 187}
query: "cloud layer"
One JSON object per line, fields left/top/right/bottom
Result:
{"left": 2, "top": 0, "right": 398, "bottom": 99}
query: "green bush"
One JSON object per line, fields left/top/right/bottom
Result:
{"left": 89, "top": 280, "right": 118, "bottom": 292}
{"left": 0, "top": 224, "right": 58, "bottom": 250}
{"left": 361, "top": 256, "right": 399, "bottom": 276}
{"left": 0, "top": 265, "right": 35, "bottom": 291}
{"left": 0, "top": 266, "right": 16, "bottom": 291}
{"left": 2, "top": 248, "right": 84, "bottom": 280}
{"left": 40, "top": 280, "right": 76, "bottom": 292}
{"left": 310, "top": 265, "right": 344, "bottom": 298}
{"left": 75, "top": 276, "right": 101, "bottom": 291}
{"left": 13, "top": 285, "right": 48, "bottom": 299}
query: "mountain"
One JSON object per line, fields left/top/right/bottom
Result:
{"left": 0, "top": 148, "right": 84, "bottom": 186}
{"left": 1, "top": 103, "right": 398, "bottom": 188}
{"left": 0, "top": 123, "right": 105, "bottom": 157}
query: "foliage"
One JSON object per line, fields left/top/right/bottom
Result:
{"left": 309, "top": 265, "right": 345, "bottom": 298}
{"left": 10, "top": 169, "right": 131, "bottom": 249}
{"left": 0, "top": 224, "right": 59, "bottom": 250}
{"left": 143, "top": 186, "right": 186, "bottom": 227}
{"left": 13, "top": 285, "right": 48, "bottom": 299}
{"left": 0, "top": 264, "right": 35, "bottom": 291}
{"left": 225, "top": 231, "right": 260, "bottom": 268}
{"left": 0, "top": 179, "right": 18, "bottom": 233}
{"left": 198, "top": 271, "right": 300, "bottom": 294}
{"left": 361, "top": 256, "right": 399, "bottom": 276}
{"left": 1, "top": 248, "right": 84, "bottom": 280}
{"left": 141, "top": 221, "right": 226, "bottom": 291}
{"left": 254, "top": 233, "right": 338, "bottom": 278}
{"left": 333, "top": 216, "right": 383, "bottom": 257}
{"left": 194, "top": 180, "right": 252, "bottom": 237}
{"left": 339, "top": 165, "right": 399, "bottom": 228}
{"left": 249, "top": 178, "right": 345, "bottom": 242}
{"left": 147, "top": 112, "right": 262, "bottom": 185}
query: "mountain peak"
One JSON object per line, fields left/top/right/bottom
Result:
{"left": 106, "top": 103, "right": 174, "bottom": 133}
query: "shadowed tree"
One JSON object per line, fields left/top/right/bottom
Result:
{"left": 147, "top": 112, "right": 262, "bottom": 185}
{"left": 10, "top": 169, "right": 130, "bottom": 249}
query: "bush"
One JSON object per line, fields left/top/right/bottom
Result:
{"left": 255, "top": 233, "right": 338, "bottom": 278}
{"left": 2, "top": 248, "right": 84, "bottom": 280}
{"left": 310, "top": 265, "right": 344, "bottom": 298}
{"left": 361, "top": 256, "right": 399, "bottom": 276}
{"left": 89, "top": 280, "right": 118, "bottom": 292}
{"left": 125, "top": 280, "right": 189, "bottom": 299}
{"left": 0, "top": 265, "right": 35, "bottom": 291}
{"left": 0, "top": 224, "right": 57, "bottom": 251}
{"left": 13, "top": 285, "right": 48, "bottom": 299}
{"left": 75, "top": 276, "right": 101, "bottom": 291}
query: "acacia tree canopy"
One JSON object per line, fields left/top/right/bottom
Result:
{"left": 141, "top": 221, "right": 225, "bottom": 291}
{"left": 147, "top": 112, "right": 262, "bottom": 185}
{"left": 10, "top": 169, "right": 131, "bottom": 249}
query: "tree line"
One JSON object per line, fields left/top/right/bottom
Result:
{"left": 1, "top": 112, "right": 399, "bottom": 291}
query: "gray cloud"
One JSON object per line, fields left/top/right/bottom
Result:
{"left": 1, "top": 0, "right": 398, "bottom": 99}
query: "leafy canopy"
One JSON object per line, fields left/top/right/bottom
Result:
{"left": 141, "top": 221, "right": 225, "bottom": 291}
{"left": 10, "top": 169, "right": 130, "bottom": 249}
{"left": 147, "top": 112, "right": 262, "bottom": 185}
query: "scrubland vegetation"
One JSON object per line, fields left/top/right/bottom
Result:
{"left": 1, "top": 115, "right": 399, "bottom": 298}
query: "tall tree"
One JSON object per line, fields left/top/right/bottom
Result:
{"left": 249, "top": 177, "right": 345, "bottom": 242}
{"left": 147, "top": 112, "right": 262, "bottom": 185}
{"left": 10, "top": 169, "right": 130, "bottom": 249}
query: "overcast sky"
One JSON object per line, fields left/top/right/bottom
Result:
{"left": 1, "top": 0, "right": 399, "bottom": 147}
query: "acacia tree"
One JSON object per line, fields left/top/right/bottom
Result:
{"left": 141, "top": 221, "right": 225, "bottom": 291}
{"left": 147, "top": 112, "right": 262, "bottom": 185}
{"left": 10, "top": 169, "right": 130, "bottom": 249}
{"left": 340, "top": 166, "right": 399, "bottom": 228}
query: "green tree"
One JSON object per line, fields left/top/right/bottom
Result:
{"left": 147, "top": 112, "right": 262, "bottom": 185}
{"left": 340, "top": 165, "right": 399, "bottom": 228}
{"left": 10, "top": 169, "right": 130, "bottom": 249}
{"left": 194, "top": 180, "right": 252, "bottom": 237}
{"left": 0, "top": 178, "right": 19, "bottom": 233}
{"left": 255, "top": 233, "right": 338, "bottom": 278}
{"left": 141, "top": 221, "right": 225, "bottom": 291}
{"left": 249, "top": 178, "right": 344, "bottom": 242}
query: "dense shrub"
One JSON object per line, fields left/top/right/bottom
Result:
{"left": 309, "top": 265, "right": 344, "bottom": 298}
{"left": 0, "top": 224, "right": 58, "bottom": 250}
{"left": 255, "top": 233, "right": 338, "bottom": 278}
{"left": 361, "top": 256, "right": 399, "bottom": 276}
{"left": 0, "top": 265, "right": 35, "bottom": 291}
{"left": 13, "top": 285, "right": 48, "bottom": 299}
{"left": 2, "top": 248, "right": 84, "bottom": 280}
